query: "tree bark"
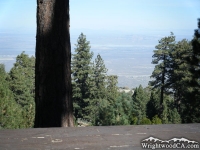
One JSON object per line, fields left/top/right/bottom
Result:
{"left": 35, "top": 0, "right": 74, "bottom": 127}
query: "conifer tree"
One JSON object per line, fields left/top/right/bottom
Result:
{"left": 98, "top": 75, "right": 119, "bottom": 125}
{"left": 168, "top": 39, "right": 192, "bottom": 112}
{"left": 132, "top": 85, "right": 149, "bottom": 124}
{"left": 71, "top": 33, "right": 94, "bottom": 121}
{"left": 194, "top": 18, "right": 200, "bottom": 39}
{"left": 168, "top": 108, "right": 181, "bottom": 124}
{"left": 146, "top": 88, "right": 181, "bottom": 124}
{"left": 84, "top": 54, "right": 108, "bottom": 125}
{"left": 0, "top": 64, "right": 23, "bottom": 129}
{"left": 8, "top": 52, "right": 35, "bottom": 128}
{"left": 106, "top": 75, "right": 119, "bottom": 102}
{"left": 149, "top": 33, "right": 175, "bottom": 116}
{"left": 94, "top": 54, "right": 108, "bottom": 99}
{"left": 182, "top": 18, "right": 200, "bottom": 123}
{"left": 163, "top": 94, "right": 181, "bottom": 124}
{"left": 114, "top": 92, "right": 133, "bottom": 125}
{"left": 146, "top": 90, "right": 160, "bottom": 120}
{"left": 82, "top": 63, "right": 97, "bottom": 124}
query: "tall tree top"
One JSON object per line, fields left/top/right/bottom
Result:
{"left": 194, "top": 18, "right": 200, "bottom": 38}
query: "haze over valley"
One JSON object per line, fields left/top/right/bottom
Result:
{"left": 0, "top": 30, "right": 193, "bottom": 88}
{"left": 0, "top": 0, "right": 198, "bottom": 88}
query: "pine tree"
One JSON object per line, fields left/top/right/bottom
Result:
{"left": 71, "top": 33, "right": 94, "bottom": 121}
{"left": 115, "top": 92, "right": 133, "bottom": 125}
{"left": 168, "top": 39, "right": 192, "bottom": 112}
{"left": 106, "top": 75, "right": 119, "bottom": 103}
{"left": 8, "top": 52, "right": 35, "bottom": 128}
{"left": 94, "top": 54, "right": 108, "bottom": 99}
{"left": 82, "top": 63, "right": 97, "bottom": 124}
{"left": 98, "top": 75, "right": 119, "bottom": 125}
{"left": 168, "top": 108, "right": 181, "bottom": 124}
{"left": 84, "top": 54, "right": 108, "bottom": 125}
{"left": 182, "top": 18, "right": 200, "bottom": 123}
{"left": 194, "top": 18, "right": 200, "bottom": 39}
{"left": 0, "top": 64, "right": 23, "bottom": 129}
{"left": 132, "top": 85, "right": 149, "bottom": 124}
{"left": 146, "top": 90, "right": 160, "bottom": 120}
{"left": 160, "top": 93, "right": 181, "bottom": 124}
{"left": 149, "top": 33, "right": 175, "bottom": 117}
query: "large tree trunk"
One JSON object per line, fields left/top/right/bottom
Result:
{"left": 35, "top": 0, "right": 74, "bottom": 127}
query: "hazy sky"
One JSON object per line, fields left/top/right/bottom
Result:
{"left": 0, "top": 0, "right": 199, "bottom": 35}
{"left": 0, "top": 0, "right": 199, "bottom": 87}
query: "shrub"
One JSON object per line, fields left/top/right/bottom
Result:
{"left": 131, "top": 116, "right": 138, "bottom": 125}
{"left": 140, "top": 117, "right": 151, "bottom": 125}
{"left": 151, "top": 115, "right": 162, "bottom": 124}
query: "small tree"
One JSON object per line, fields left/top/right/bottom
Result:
{"left": 151, "top": 115, "right": 162, "bottom": 124}
{"left": 168, "top": 108, "right": 181, "bottom": 124}
{"left": 132, "top": 85, "right": 149, "bottom": 124}
{"left": 146, "top": 90, "right": 160, "bottom": 120}
{"left": 114, "top": 92, "right": 133, "bottom": 125}
{"left": 94, "top": 54, "right": 108, "bottom": 99}
{"left": 98, "top": 75, "right": 119, "bottom": 125}
{"left": 140, "top": 118, "right": 151, "bottom": 125}
{"left": 106, "top": 75, "right": 119, "bottom": 108}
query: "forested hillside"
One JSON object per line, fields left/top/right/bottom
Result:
{"left": 0, "top": 19, "right": 200, "bottom": 128}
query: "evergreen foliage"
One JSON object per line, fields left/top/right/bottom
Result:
{"left": 146, "top": 88, "right": 181, "bottom": 124}
{"left": 168, "top": 39, "right": 192, "bottom": 112}
{"left": 71, "top": 33, "right": 94, "bottom": 121}
{"left": 8, "top": 52, "right": 35, "bottom": 128}
{"left": 71, "top": 33, "right": 125, "bottom": 126}
{"left": 149, "top": 33, "right": 176, "bottom": 116}
{"left": 93, "top": 54, "right": 108, "bottom": 101}
{"left": 149, "top": 31, "right": 200, "bottom": 123}
{"left": 140, "top": 118, "right": 151, "bottom": 125}
{"left": 148, "top": 20, "right": 200, "bottom": 123}
{"left": 168, "top": 108, "right": 181, "bottom": 124}
{"left": 0, "top": 64, "right": 23, "bottom": 129}
{"left": 2, "top": 20, "right": 200, "bottom": 127}
{"left": 146, "top": 90, "right": 160, "bottom": 120}
{"left": 181, "top": 19, "right": 200, "bottom": 123}
{"left": 132, "top": 85, "right": 149, "bottom": 124}
{"left": 131, "top": 116, "right": 138, "bottom": 125}
{"left": 106, "top": 75, "right": 119, "bottom": 104}
{"left": 151, "top": 115, "right": 162, "bottom": 124}
{"left": 114, "top": 92, "right": 132, "bottom": 125}
{"left": 84, "top": 54, "right": 108, "bottom": 125}
{"left": 161, "top": 95, "right": 175, "bottom": 124}
{"left": 98, "top": 75, "right": 120, "bottom": 125}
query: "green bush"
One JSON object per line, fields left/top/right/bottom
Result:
{"left": 140, "top": 117, "right": 151, "bottom": 125}
{"left": 151, "top": 115, "right": 162, "bottom": 124}
{"left": 131, "top": 116, "right": 138, "bottom": 125}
